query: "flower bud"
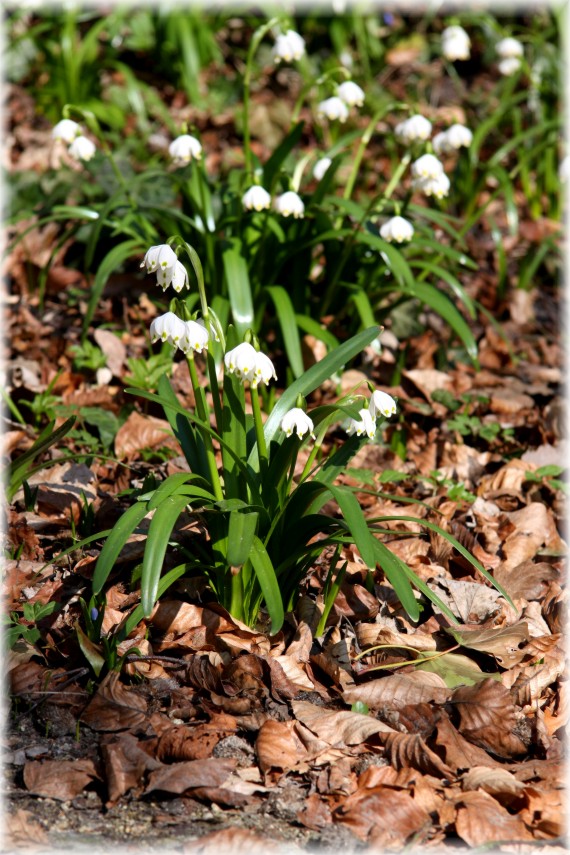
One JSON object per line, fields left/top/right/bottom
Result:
{"left": 313, "top": 157, "right": 332, "bottom": 181}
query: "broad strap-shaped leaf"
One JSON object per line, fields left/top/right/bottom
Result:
{"left": 325, "top": 484, "right": 377, "bottom": 569}
{"left": 405, "top": 281, "right": 478, "bottom": 363}
{"left": 266, "top": 286, "right": 304, "bottom": 379}
{"left": 157, "top": 374, "right": 210, "bottom": 480}
{"left": 249, "top": 536, "right": 284, "bottom": 635}
{"left": 263, "top": 121, "right": 304, "bottom": 189}
{"left": 92, "top": 500, "right": 149, "bottom": 594}
{"left": 7, "top": 416, "right": 76, "bottom": 502}
{"left": 226, "top": 510, "right": 259, "bottom": 568}
{"left": 84, "top": 239, "right": 144, "bottom": 335}
{"left": 222, "top": 238, "right": 254, "bottom": 339}
{"left": 373, "top": 540, "right": 420, "bottom": 621}
{"left": 141, "top": 493, "right": 191, "bottom": 616}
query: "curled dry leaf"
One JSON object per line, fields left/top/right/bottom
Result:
{"left": 255, "top": 719, "right": 307, "bottom": 775}
{"left": 157, "top": 714, "right": 238, "bottom": 762}
{"left": 24, "top": 758, "right": 100, "bottom": 801}
{"left": 454, "top": 790, "right": 534, "bottom": 846}
{"left": 291, "top": 699, "right": 395, "bottom": 746}
{"left": 93, "top": 328, "right": 126, "bottom": 377}
{"left": 334, "top": 786, "right": 431, "bottom": 846}
{"left": 428, "top": 578, "right": 502, "bottom": 623}
{"left": 297, "top": 793, "right": 333, "bottom": 830}
{"left": 383, "top": 732, "right": 454, "bottom": 778}
{"left": 461, "top": 765, "right": 525, "bottom": 803}
{"left": 101, "top": 732, "right": 162, "bottom": 804}
{"left": 452, "top": 678, "right": 528, "bottom": 757}
{"left": 493, "top": 560, "right": 560, "bottom": 602}
{"left": 114, "top": 411, "right": 176, "bottom": 460}
{"left": 80, "top": 672, "right": 148, "bottom": 732}
{"left": 343, "top": 673, "right": 450, "bottom": 710}
{"left": 446, "top": 622, "right": 530, "bottom": 668}
{"left": 434, "top": 710, "right": 501, "bottom": 772}
{"left": 145, "top": 757, "right": 236, "bottom": 795}
{"left": 501, "top": 503, "right": 565, "bottom": 570}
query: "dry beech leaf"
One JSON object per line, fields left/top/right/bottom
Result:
{"left": 23, "top": 759, "right": 100, "bottom": 800}
{"left": 255, "top": 719, "right": 307, "bottom": 775}
{"left": 101, "top": 732, "right": 162, "bottom": 804}
{"left": 455, "top": 790, "right": 534, "bottom": 845}
{"left": 80, "top": 672, "right": 148, "bottom": 732}
{"left": 292, "top": 699, "right": 395, "bottom": 745}
{"left": 383, "top": 732, "right": 453, "bottom": 778}
{"left": 334, "top": 786, "right": 431, "bottom": 846}
{"left": 343, "top": 673, "right": 450, "bottom": 710}
{"left": 520, "top": 784, "right": 564, "bottom": 837}
{"left": 493, "top": 560, "right": 559, "bottom": 602}
{"left": 145, "top": 757, "right": 235, "bottom": 795}
{"left": 157, "top": 715, "right": 237, "bottom": 762}
{"left": 434, "top": 710, "right": 501, "bottom": 772}
{"left": 93, "top": 328, "right": 126, "bottom": 377}
{"left": 273, "top": 655, "right": 314, "bottom": 691}
{"left": 149, "top": 600, "right": 205, "bottom": 633}
{"left": 461, "top": 765, "right": 525, "bottom": 802}
{"left": 501, "top": 503, "right": 564, "bottom": 570}
{"left": 182, "top": 827, "right": 290, "bottom": 855}
{"left": 446, "top": 622, "right": 530, "bottom": 667}
{"left": 428, "top": 578, "right": 501, "bottom": 623}
{"left": 452, "top": 679, "right": 527, "bottom": 757}
{"left": 297, "top": 792, "right": 333, "bottom": 830}
{"left": 114, "top": 411, "right": 176, "bottom": 459}
{"left": 6, "top": 809, "right": 49, "bottom": 848}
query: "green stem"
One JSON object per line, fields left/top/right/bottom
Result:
{"left": 186, "top": 354, "right": 223, "bottom": 501}
{"left": 243, "top": 18, "right": 280, "bottom": 180}
{"left": 229, "top": 569, "right": 245, "bottom": 622}
{"left": 251, "top": 385, "right": 268, "bottom": 475}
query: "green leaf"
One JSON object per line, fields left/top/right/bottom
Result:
{"left": 141, "top": 493, "right": 190, "bottom": 616}
{"left": 409, "top": 260, "right": 476, "bottom": 319}
{"left": 227, "top": 510, "right": 259, "bottom": 567}
{"left": 83, "top": 239, "right": 144, "bottom": 336}
{"left": 405, "top": 281, "right": 478, "bottom": 362}
{"left": 7, "top": 417, "right": 77, "bottom": 502}
{"left": 222, "top": 238, "right": 254, "bottom": 339}
{"left": 75, "top": 622, "right": 106, "bottom": 677}
{"left": 326, "top": 484, "right": 377, "bottom": 568}
{"left": 263, "top": 121, "right": 304, "bottom": 190}
{"left": 266, "top": 286, "right": 304, "bottom": 379}
{"left": 372, "top": 540, "right": 420, "bottom": 621}
{"left": 356, "top": 231, "right": 415, "bottom": 289}
{"left": 417, "top": 652, "right": 499, "bottom": 688}
{"left": 157, "top": 374, "right": 210, "bottom": 480}
{"left": 249, "top": 536, "right": 284, "bottom": 634}
{"left": 92, "top": 501, "right": 149, "bottom": 594}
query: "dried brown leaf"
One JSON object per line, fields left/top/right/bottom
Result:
{"left": 452, "top": 678, "right": 527, "bottom": 757}
{"left": 6, "top": 809, "right": 49, "bottom": 848}
{"left": 93, "top": 328, "right": 126, "bottom": 377}
{"left": 255, "top": 719, "right": 307, "bottom": 775}
{"left": 297, "top": 793, "right": 333, "bottom": 830}
{"left": 428, "top": 578, "right": 501, "bottom": 623}
{"left": 23, "top": 759, "right": 100, "bottom": 800}
{"left": 114, "top": 411, "right": 176, "bottom": 460}
{"left": 502, "top": 503, "right": 564, "bottom": 570}
{"left": 334, "top": 787, "right": 431, "bottom": 846}
{"left": 461, "top": 765, "right": 525, "bottom": 802}
{"left": 157, "top": 714, "right": 237, "bottom": 762}
{"left": 291, "top": 699, "right": 395, "bottom": 745}
{"left": 145, "top": 758, "right": 235, "bottom": 795}
{"left": 455, "top": 790, "right": 533, "bottom": 845}
{"left": 446, "top": 622, "right": 530, "bottom": 667}
{"left": 493, "top": 560, "right": 559, "bottom": 602}
{"left": 434, "top": 710, "right": 501, "bottom": 772}
{"left": 343, "top": 673, "right": 450, "bottom": 710}
{"left": 383, "top": 731, "right": 453, "bottom": 778}
{"left": 80, "top": 672, "right": 148, "bottom": 732}
{"left": 101, "top": 732, "right": 161, "bottom": 804}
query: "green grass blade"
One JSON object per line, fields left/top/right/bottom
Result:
{"left": 266, "top": 286, "right": 304, "bottom": 378}
{"left": 326, "top": 484, "right": 376, "bottom": 568}
{"left": 263, "top": 121, "right": 304, "bottom": 190}
{"left": 406, "top": 281, "right": 478, "bottom": 363}
{"left": 372, "top": 540, "right": 420, "bottom": 621}
{"left": 141, "top": 493, "right": 190, "bottom": 615}
{"left": 249, "top": 536, "right": 284, "bottom": 634}
{"left": 222, "top": 238, "right": 254, "bottom": 339}
{"left": 7, "top": 417, "right": 77, "bottom": 501}
{"left": 92, "top": 501, "right": 149, "bottom": 594}
{"left": 83, "top": 239, "right": 144, "bottom": 336}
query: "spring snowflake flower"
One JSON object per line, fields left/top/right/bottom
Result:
{"left": 496, "top": 37, "right": 523, "bottom": 75}
{"left": 156, "top": 260, "right": 189, "bottom": 293}
{"left": 272, "top": 30, "right": 306, "bottom": 63}
{"left": 224, "top": 343, "right": 277, "bottom": 388}
{"left": 150, "top": 312, "right": 186, "bottom": 346}
{"left": 337, "top": 80, "right": 365, "bottom": 107}
{"left": 313, "top": 157, "right": 332, "bottom": 181}
{"left": 197, "top": 317, "right": 220, "bottom": 342}
{"left": 242, "top": 185, "right": 271, "bottom": 212}
{"left": 560, "top": 155, "right": 570, "bottom": 183}
{"left": 317, "top": 96, "right": 349, "bottom": 123}
{"left": 395, "top": 115, "right": 432, "bottom": 144}
{"left": 411, "top": 153, "right": 444, "bottom": 180}
{"left": 52, "top": 119, "right": 82, "bottom": 143}
{"left": 412, "top": 172, "right": 450, "bottom": 199}
{"left": 281, "top": 408, "right": 315, "bottom": 440}
{"left": 179, "top": 320, "right": 210, "bottom": 354}
{"left": 369, "top": 390, "right": 397, "bottom": 419}
{"left": 346, "top": 408, "right": 376, "bottom": 439}
{"left": 141, "top": 244, "right": 178, "bottom": 274}
{"left": 498, "top": 57, "right": 522, "bottom": 76}
{"left": 433, "top": 124, "right": 473, "bottom": 154}
{"left": 68, "top": 136, "right": 96, "bottom": 162}
{"left": 380, "top": 216, "right": 414, "bottom": 244}
{"left": 441, "top": 26, "right": 471, "bottom": 61}
{"left": 274, "top": 191, "right": 305, "bottom": 219}
{"left": 169, "top": 134, "right": 202, "bottom": 164}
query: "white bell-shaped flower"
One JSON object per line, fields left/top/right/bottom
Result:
{"left": 395, "top": 115, "right": 432, "bottom": 144}
{"left": 369, "top": 390, "right": 397, "bottom": 419}
{"left": 433, "top": 131, "right": 450, "bottom": 155}
{"left": 169, "top": 134, "right": 202, "bottom": 164}
{"left": 281, "top": 408, "right": 315, "bottom": 440}
{"left": 150, "top": 312, "right": 186, "bottom": 346}
{"left": 441, "top": 26, "right": 471, "bottom": 61}
{"left": 445, "top": 124, "right": 473, "bottom": 150}
{"left": 52, "top": 119, "right": 82, "bottom": 143}
{"left": 156, "top": 260, "right": 189, "bottom": 293}
{"left": 412, "top": 172, "right": 451, "bottom": 198}
{"left": 380, "top": 216, "right": 414, "bottom": 244}
{"left": 252, "top": 351, "right": 277, "bottom": 387}
{"left": 274, "top": 191, "right": 305, "bottom": 219}
{"left": 560, "top": 155, "right": 570, "bottom": 183}
{"left": 411, "top": 153, "right": 444, "bottom": 180}
{"left": 313, "top": 157, "right": 332, "bottom": 181}
{"left": 346, "top": 408, "right": 376, "bottom": 439}
{"left": 272, "top": 30, "right": 306, "bottom": 63}
{"left": 242, "top": 185, "right": 271, "bottom": 212}
{"left": 179, "top": 320, "right": 210, "bottom": 354}
{"left": 337, "top": 80, "right": 365, "bottom": 107}
{"left": 141, "top": 244, "right": 178, "bottom": 274}
{"left": 496, "top": 37, "right": 524, "bottom": 58}
{"left": 317, "top": 96, "right": 349, "bottom": 123}
{"left": 68, "top": 136, "right": 96, "bottom": 162}
{"left": 498, "top": 57, "right": 522, "bottom": 76}
{"left": 224, "top": 342, "right": 277, "bottom": 387}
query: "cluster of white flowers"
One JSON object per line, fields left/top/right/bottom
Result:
{"left": 150, "top": 312, "right": 211, "bottom": 355}
{"left": 317, "top": 80, "right": 365, "bottom": 123}
{"left": 272, "top": 29, "right": 306, "bottom": 63}
{"left": 52, "top": 119, "right": 96, "bottom": 162}
{"left": 411, "top": 154, "right": 450, "bottom": 198}
{"left": 441, "top": 26, "right": 471, "bottom": 61}
{"left": 433, "top": 124, "right": 473, "bottom": 154}
{"left": 346, "top": 390, "right": 397, "bottom": 438}
{"left": 224, "top": 342, "right": 277, "bottom": 388}
{"left": 140, "top": 244, "right": 189, "bottom": 293}
{"left": 395, "top": 114, "right": 432, "bottom": 144}
{"left": 280, "top": 407, "right": 315, "bottom": 440}
{"left": 496, "top": 37, "right": 524, "bottom": 76}
{"left": 380, "top": 216, "right": 414, "bottom": 244}
{"left": 169, "top": 134, "right": 202, "bottom": 165}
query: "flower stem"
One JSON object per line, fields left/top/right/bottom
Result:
{"left": 251, "top": 385, "right": 268, "bottom": 475}
{"left": 186, "top": 354, "right": 223, "bottom": 501}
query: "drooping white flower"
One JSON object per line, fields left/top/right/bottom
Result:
{"left": 411, "top": 153, "right": 444, "bottom": 179}
{"left": 197, "top": 317, "right": 220, "bottom": 342}
{"left": 346, "top": 408, "right": 376, "bottom": 439}
{"left": 380, "top": 216, "right": 414, "bottom": 244}
{"left": 313, "top": 157, "right": 332, "bottom": 181}
{"left": 496, "top": 37, "right": 524, "bottom": 58}
{"left": 369, "top": 390, "right": 397, "bottom": 419}
{"left": 395, "top": 114, "right": 432, "bottom": 145}
{"left": 272, "top": 30, "right": 305, "bottom": 64}
{"left": 274, "top": 191, "right": 305, "bottom": 219}
{"left": 150, "top": 312, "right": 186, "bottom": 346}
{"left": 412, "top": 172, "right": 450, "bottom": 198}
{"left": 156, "top": 260, "right": 189, "bottom": 293}
{"left": 242, "top": 185, "right": 271, "bottom": 212}
{"left": 281, "top": 408, "right": 315, "bottom": 440}
{"left": 68, "top": 136, "right": 96, "bottom": 162}
{"left": 52, "top": 119, "right": 82, "bottom": 143}
{"left": 169, "top": 134, "right": 202, "bottom": 164}
{"left": 179, "top": 320, "right": 210, "bottom": 354}
{"left": 441, "top": 25, "right": 471, "bottom": 61}
{"left": 224, "top": 343, "right": 277, "bottom": 387}
{"left": 317, "top": 96, "right": 349, "bottom": 123}
{"left": 337, "top": 80, "right": 365, "bottom": 107}
{"left": 141, "top": 244, "right": 178, "bottom": 274}
{"left": 433, "top": 131, "right": 450, "bottom": 155}
{"left": 560, "top": 155, "right": 570, "bottom": 183}
{"left": 433, "top": 124, "right": 473, "bottom": 154}
{"left": 498, "top": 57, "right": 522, "bottom": 76}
